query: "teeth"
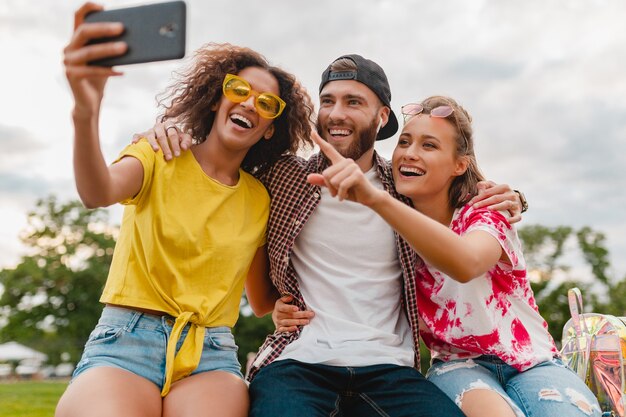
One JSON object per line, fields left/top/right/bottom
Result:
{"left": 230, "top": 114, "right": 252, "bottom": 128}
{"left": 400, "top": 166, "right": 425, "bottom": 176}
{"left": 330, "top": 128, "right": 351, "bottom": 136}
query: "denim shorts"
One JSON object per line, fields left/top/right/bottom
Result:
{"left": 72, "top": 306, "right": 243, "bottom": 389}
{"left": 426, "top": 355, "right": 601, "bottom": 417}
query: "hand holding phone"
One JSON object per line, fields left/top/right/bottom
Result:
{"left": 84, "top": 1, "right": 186, "bottom": 66}
{"left": 64, "top": 1, "right": 187, "bottom": 120}
{"left": 64, "top": 2, "right": 127, "bottom": 120}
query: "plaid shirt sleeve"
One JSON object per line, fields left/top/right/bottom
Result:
{"left": 246, "top": 154, "right": 323, "bottom": 381}
{"left": 246, "top": 152, "right": 421, "bottom": 382}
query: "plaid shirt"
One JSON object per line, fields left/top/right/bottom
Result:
{"left": 246, "top": 151, "right": 419, "bottom": 381}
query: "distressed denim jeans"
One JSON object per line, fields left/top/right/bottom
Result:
{"left": 426, "top": 355, "right": 601, "bottom": 416}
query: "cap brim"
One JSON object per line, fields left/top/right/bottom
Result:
{"left": 376, "top": 110, "right": 399, "bottom": 141}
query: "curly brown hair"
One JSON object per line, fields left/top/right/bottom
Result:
{"left": 417, "top": 96, "right": 486, "bottom": 208}
{"left": 157, "top": 43, "right": 314, "bottom": 177}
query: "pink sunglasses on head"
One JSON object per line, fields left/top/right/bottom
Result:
{"left": 400, "top": 103, "right": 454, "bottom": 123}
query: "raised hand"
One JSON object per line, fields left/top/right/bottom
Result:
{"left": 63, "top": 2, "right": 127, "bottom": 119}
{"left": 307, "top": 132, "right": 385, "bottom": 207}
{"left": 272, "top": 295, "right": 315, "bottom": 333}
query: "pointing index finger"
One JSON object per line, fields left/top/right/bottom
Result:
{"left": 311, "top": 130, "right": 344, "bottom": 165}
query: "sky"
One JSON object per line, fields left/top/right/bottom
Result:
{"left": 1, "top": 0, "right": 625, "bottom": 283}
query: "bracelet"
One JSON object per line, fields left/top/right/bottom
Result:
{"left": 514, "top": 189, "right": 529, "bottom": 213}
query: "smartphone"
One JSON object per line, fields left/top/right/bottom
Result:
{"left": 85, "top": 1, "right": 186, "bottom": 66}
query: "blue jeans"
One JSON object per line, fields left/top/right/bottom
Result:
{"left": 426, "top": 355, "right": 601, "bottom": 417}
{"left": 249, "top": 359, "right": 465, "bottom": 417}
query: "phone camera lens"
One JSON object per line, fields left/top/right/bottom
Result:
{"left": 159, "top": 23, "right": 178, "bottom": 38}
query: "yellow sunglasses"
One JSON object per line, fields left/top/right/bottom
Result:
{"left": 222, "top": 73, "right": 286, "bottom": 119}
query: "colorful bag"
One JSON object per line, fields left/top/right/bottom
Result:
{"left": 561, "top": 287, "right": 626, "bottom": 417}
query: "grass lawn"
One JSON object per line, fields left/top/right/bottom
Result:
{"left": 0, "top": 380, "right": 67, "bottom": 417}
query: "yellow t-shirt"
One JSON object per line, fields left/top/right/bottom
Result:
{"left": 100, "top": 140, "right": 269, "bottom": 395}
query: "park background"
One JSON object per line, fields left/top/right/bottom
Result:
{"left": 1, "top": 0, "right": 625, "bottom": 415}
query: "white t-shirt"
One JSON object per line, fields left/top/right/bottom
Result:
{"left": 277, "top": 166, "right": 414, "bottom": 367}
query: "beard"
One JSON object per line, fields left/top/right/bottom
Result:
{"left": 316, "top": 118, "right": 378, "bottom": 161}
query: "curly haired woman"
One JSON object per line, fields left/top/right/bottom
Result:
{"left": 56, "top": 3, "right": 314, "bottom": 417}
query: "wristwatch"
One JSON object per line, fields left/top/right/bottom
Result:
{"left": 514, "top": 190, "right": 528, "bottom": 213}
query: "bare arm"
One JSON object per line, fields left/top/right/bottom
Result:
{"left": 369, "top": 192, "right": 503, "bottom": 282}
{"left": 245, "top": 245, "right": 281, "bottom": 317}
{"left": 308, "top": 132, "right": 503, "bottom": 283}
{"left": 65, "top": 3, "right": 143, "bottom": 208}
{"left": 72, "top": 116, "right": 144, "bottom": 208}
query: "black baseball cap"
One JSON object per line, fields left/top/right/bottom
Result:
{"left": 319, "top": 54, "right": 398, "bottom": 141}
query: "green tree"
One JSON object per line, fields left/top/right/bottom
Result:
{"left": 0, "top": 196, "right": 116, "bottom": 364}
{"left": 576, "top": 226, "right": 626, "bottom": 316}
{"left": 518, "top": 224, "right": 626, "bottom": 347}
{"left": 232, "top": 297, "right": 275, "bottom": 372}
{"left": 519, "top": 225, "right": 585, "bottom": 342}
